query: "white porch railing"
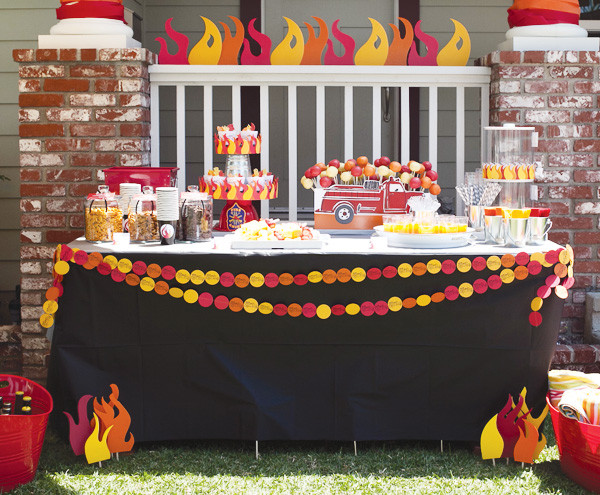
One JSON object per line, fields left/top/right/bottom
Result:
{"left": 148, "top": 65, "right": 491, "bottom": 220}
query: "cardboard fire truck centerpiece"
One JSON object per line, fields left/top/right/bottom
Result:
{"left": 301, "top": 156, "right": 441, "bottom": 230}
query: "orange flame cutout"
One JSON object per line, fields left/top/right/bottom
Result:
{"left": 504, "top": 165, "right": 517, "bottom": 181}
{"left": 513, "top": 419, "right": 539, "bottom": 464}
{"left": 386, "top": 18, "right": 413, "bottom": 65}
{"left": 188, "top": 17, "right": 222, "bottom": 65}
{"left": 437, "top": 19, "right": 471, "bottom": 66}
{"left": 93, "top": 384, "right": 134, "bottom": 454}
{"left": 324, "top": 20, "right": 355, "bottom": 65}
{"left": 156, "top": 18, "right": 190, "bottom": 65}
{"left": 517, "top": 165, "right": 529, "bottom": 180}
{"left": 302, "top": 17, "right": 328, "bottom": 65}
{"left": 408, "top": 21, "right": 438, "bottom": 66}
{"left": 85, "top": 412, "right": 113, "bottom": 464}
{"left": 219, "top": 16, "right": 244, "bottom": 65}
{"left": 271, "top": 17, "right": 305, "bottom": 65}
{"left": 355, "top": 18, "right": 389, "bottom": 65}
{"left": 240, "top": 18, "right": 272, "bottom": 65}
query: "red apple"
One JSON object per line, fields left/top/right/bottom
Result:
{"left": 422, "top": 161, "right": 433, "bottom": 171}
{"left": 328, "top": 159, "right": 340, "bottom": 168}
{"left": 319, "top": 176, "right": 333, "bottom": 188}
{"left": 379, "top": 156, "right": 391, "bottom": 167}
{"left": 409, "top": 177, "right": 421, "bottom": 189}
{"left": 426, "top": 170, "right": 438, "bottom": 181}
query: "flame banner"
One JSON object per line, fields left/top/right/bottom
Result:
{"left": 157, "top": 16, "right": 471, "bottom": 66}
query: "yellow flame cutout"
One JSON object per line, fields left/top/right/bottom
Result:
{"left": 260, "top": 186, "right": 269, "bottom": 200}
{"left": 243, "top": 184, "right": 254, "bottom": 201}
{"left": 214, "top": 183, "right": 222, "bottom": 199}
{"left": 437, "top": 19, "right": 470, "bottom": 66}
{"left": 355, "top": 18, "right": 389, "bottom": 65}
{"left": 271, "top": 17, "right": 305, "bottom": 65}
{"left": 517, "top": 165, "right": 529, "bottom": 180}
{"left": 188, "top": 17, "right": 223, "bottom": 65}
{"left": 84, "top": 412, "right": 113, "bottom": 464}
{"left": 227, "top": 184, "right": 238, "bottom": 200}
{"left": 241, "top": 140, "right": 250, "bottom": 154}
{"left": 480, "top": 414, "right": 504, "bottom": 460}
{"left": 226, "top": 139, "right": 236, "bottom": 154}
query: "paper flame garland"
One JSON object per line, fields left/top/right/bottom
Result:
{"left": 480, "top": 388, "right": 549, "bottom": 464}
{"left": 156, "top": 16, "right": 470, "bottom": 66}
{"left": 63, "top": 384, "right": 134, "bottom": 464}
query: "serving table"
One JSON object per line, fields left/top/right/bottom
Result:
{"left": 47, "top": 236, "right": 567, "bottom": 443}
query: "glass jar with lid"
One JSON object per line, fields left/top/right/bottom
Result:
{"left": 128, "top": 186, "right": 159, "bottom": 243}
{"left": 177, "top": 185, "right": 213, "bottom": 242}
{"left": 84, "top": 185, "right": 123, "bottom": 242}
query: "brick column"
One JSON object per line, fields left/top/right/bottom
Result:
{"left": 13, "top": 48, "right": 156, "bottom": 382}
{"left": 479, "top": 50, "right": 600, "bottom": 345}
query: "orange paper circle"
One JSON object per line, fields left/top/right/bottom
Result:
{"left": 388, "top": 296, "right": 402, "bottom": 312}
{"left": 244, "top": 298, "right": 259, "bottom": 313}
{"left": 86, "top": 252, "right": 103, "bottom": 269}
{"left": 190, "top": 270, "right": 205, "bottom": 285}
{"left": 125, "top": 273, "right": 140, "bottom": 286}
{"left": 427, "top": 260, "right": 442, "bottom": 274}
{"left": 279, "top": 273, "right": 294, "bottom": 286}
{"left": 169, "top": 287, "right": 183, "bottom": 298}
{"left": 487, "top": 256, "right": 502, "bottom": 271}
{"left": 250, "top": 273, "right": 265, "bottom": 288}
{"left": 176, "top": 269, "right": 191, "bottom": 284}
{"left": 554, "top": 263, "right": 568, "bottom": 278}
{"left": 337, "top": 268, "right": 352, "bottom": 283}
{"left": 412, "top": 263, "right": 427, "bottom": 276}
{"left": 346, "top": 303, "right": 360, "bottom": 315}
{"left": 514, "top": 266, "right": 529, "bottom": 280}
{"left": 154, "top": 281, "right": 169, "bottom": 295}
{"left": 46, "top": 287, "right": 60, "bottom": 301}
{"left": 456, "top": 258, "right": 472, "bottom": 273}
{"left": 287, "top": 303, "right": 302, "bottom": 317}
{"left": 322, "top": 269, "right": 337, "bottom": 284}
{"left": 54, "top": 260, "right": 70, "bottom": 275}
{"left": 43, "top": 299, "right": 58, "bottom": 314}
{"left": 403, "top": 298, "right": 417, "bottom": 309}
{"left": 501, "top": 254, "right": 515, "bottom": 268}
{"left": 229, "top": 297, "right": 243, "bottom": 312}
{"left": 140, "top": 277, "right": 155, "bottom": 292}
{"left": 146, "top": 264, "right": 162, "bottom": 278}
{"left": 431, "top": 292, "right": 446, "bottom": 303}
{"left": 398, "top": 263, "right": 413, "bottom": 278}
{"left": 235, "top": 274, "right": 250, "bottom": 288}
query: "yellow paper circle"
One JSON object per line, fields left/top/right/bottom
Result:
{"left": 190, "top": 270, "right": 205, "bottom": 285}
{"left": 559, "top": 249, "right": 570, "bottom": 265}
{"left": 486, "top": 256, "right": 502, "bottom": 271}
{"left": 427, "top": 260, "right": 442, "bottom": 274}
{"left": 259, "top": 302, "right": 273, "bottom": 315}
{"left": 54, "top": 260, "right": 70, "bottom": 275}
{"left": 388, "top": 296, "right": 402, "bottom": 312}
{"left": 398, "top": 263, "right": 413, "bottom": 278}
{"left": 568, "top": 265, "right": 574, "bottom": 278}
{"left": 351, "top": 267, "right": 366, "bottom": 282}
{"left": 530, "top": 252, "right": 545, "bottom": 265}
{"left": 117, "top": 258, "right": 132, "bottom": 273}
{"left": 531, "top": 296, "right": 543, "bottom": 312}
{"left": 346, "top": 303, "right": 360, "bottom": 315}
{"left": 459, "top": 282, "right": 474, "bottom": 298}
{"left": 43, "top": 299, "right": 58, "bottom": 314}
{"left": 39, "top": 313, "right": 54, "bottom": 329}
{"left": 244, "top": 298, "right": 259, "bottom": 313}
{"left": 500, "top": 268, "right": 515, "bottom": 284}
{"left": 103, "top": 255, "right": 118, "bottom": 269}
{"left": 184, "top": 289, "right": 199, "bottom": 304}
{"left": 308, "top": 271, "right": 323, "bottom": 284}
{"left": 456, "top": 258, "right": 472, "bottom": 273}
{"left": 169, "top": 287, "right": 184, "bottom": 298}
{"left": 416, "top": 294, "right": 431, "bottom": 307}
{"left": 176, "top": 269, "right": 191, "bottom": 284}
{"left": 250, "top": 273, "right": 265, "bottom": 288}
{"left": 205, "top": 270, "right": 220, "bottom": 285}
{"left": 316, "top": 304, "right": 332, "bottom": 319}
{"left": 140, "top": 277, "right": 155, "bottom": 292}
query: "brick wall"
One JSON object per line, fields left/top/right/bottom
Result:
{"left": 479, "top": 50, "right": 600, "bottom": 345}
{"left": 12, "top": 48, "right": 155, "bottom": 382}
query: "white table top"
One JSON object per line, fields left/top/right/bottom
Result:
{"left": 68, "top": 235, "right": 562, "bottom": 257}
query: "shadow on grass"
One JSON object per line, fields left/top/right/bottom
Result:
{"left": 12, "top": 426, "right": 589, "bottom": 495}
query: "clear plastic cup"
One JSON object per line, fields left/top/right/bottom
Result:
{"left": 456, "top": 216, "right": 468, "bottom": 232}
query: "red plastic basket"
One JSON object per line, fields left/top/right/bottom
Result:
{"left": 102, "top": 167, "right": 179, "bottom": 193}
{"left": 548, "top": 394, "right": 600, "bottom": 493}
{"left": 0, "top": 375, "right": 53, "bottom": 493}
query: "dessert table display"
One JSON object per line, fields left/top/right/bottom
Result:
{"left": 46, "top": 236, "right": 570, "bottom": 443}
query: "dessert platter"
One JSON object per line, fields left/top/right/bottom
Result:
{"left": 227, "top": 219, "right": 324, "bottom": 249}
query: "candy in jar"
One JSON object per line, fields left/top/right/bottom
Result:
{"left": 128, "top": 186, "right": 159, "bottom": 243}
{"left": 177, "top": 186, "right": 213, "bottom": 242}
{"left": 84, "top": 185, "right": 123, "bottom": 242}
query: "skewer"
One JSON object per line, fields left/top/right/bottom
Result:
{"left": 440, "top": 440, "right": 444, "bottom": 453}
{"left": 354, "top": 441, "right": 357, "bottom": 456}
{"left": 255, "top": 441, "right": 259, "bottom": 460}
{"left": 98, "top": 461, "right": 102, "bottom": 468}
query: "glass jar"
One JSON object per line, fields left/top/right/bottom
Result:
{"left": 84, "top": 185, "right": 123, "bottom": 242}
{"left": 225, "top": 154, "right": 251, "bottom": 178}
{"left": 177, "top": 186, "right": 213, "bottom": 242}
{"left": 128, "top": 186, "right": 159, "bottom": 243}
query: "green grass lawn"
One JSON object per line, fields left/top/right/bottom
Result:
{"left": 11, "top": 427, "right": 589, "bottom": 495}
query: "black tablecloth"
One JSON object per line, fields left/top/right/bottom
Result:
{"left": 48, "top": 248, "right": 564, "bottom": 443}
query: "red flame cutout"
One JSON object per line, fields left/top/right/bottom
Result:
{"left": 156, "top": 18, "right": 190, "bottom": 65}
{"left": 302, "top": 16, "right": 329, "bottom": 65}
{"left": 64, "top": 394, "right": 93, "bottom": 456}
{"left": 408, "top": 21, "right": 438, "bottom": 66}
{"left": 497, "top": 394, "right": 524, "bottom": 458}
{"left": 324, "top": 20, "right": 355, "bottom": 65}
{"left": 240, "top": 18, "right": 272, "bottom": 65}
{"left": 219, "top": 16, "right": 244, "bottom": 65}
{"left": 386, "top": 18, "right": 413, "bottom": 65}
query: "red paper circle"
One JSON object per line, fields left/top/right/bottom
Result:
{"left": 515, "top": 252, "right": 530, "bottom": 266}
{"left": 132, "top": 261, "right": 147, "bottom": 276}
{"left": 473, "top": 279, "right": 488, "bottom": 294}
{"left": 302, "top": 303, "right": 317, "bottom": 318}
{"left": 273, "top": 303, "right": 288, "bottom": 316}
{"left": 487, "top": 275, "right": 502, "bottom": 290}
{"left": 545, "top": 250, "right": 559, "bottom": 265}
{"left": 161, "top": 265, "right": 176, "bottom": 280}
{"left": 214, "top": 295, "right": 229, "bottom": 310}
{"left": 374, "top": 300, "right": 389, "bottom": 315}
{"left": 360, "top": 301, "right": 375, "bottom": 316}
{"left": 441, "top": 260, "right": 456, "bottom": 275}
{"left": 265, "top": 273, "right": 279, "bottom": 288}
{"left": 111, "top": 268, "right": 126, "bottom": 282}
{"left": 472, "top": 257, "right": 487, "bottom": 272}
{"left": 562, "top": 277, "right": 575, "bottom": 290}
{"left": 60, "top": 245, "right": 73, "bottom": 262}
{"left": 97, "top": 262, "right": 111, "bottom": 275}
{"left": 529, "top": 311, "right": 543, "bottom": 327}
{"left": 198, "top": 292, "right": 213, "bottom": 307}
{"left": 537, "top": 285, "right": 552, "bottom": 299}
{"left": 367, "top": 268, "right": 382, "bottom": 280}
{"left": 383, "top": 266, "right": 397, "bottom": 279}
{"left": 53, "top": 281, "right": 64, "bottom": 297}
{"left": 294, "top": 274, "right": 308, "bottom": 286}
{"left": 332, "top": 304, "right": 346, "bottom": 316}
{"left": 220, "top": 272, "right": 235, "bottom": 287}
{"left": 546, "top": 274, "right": 560, "bottom": 288}
{"left": 74, "top": 250, "right": 89, "bottom": 265}
{"left": 527, "top": 261, "right": 542, "bottom": 276}
{"left": 445, "top": 286, "right": 459, "bottom": 301}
